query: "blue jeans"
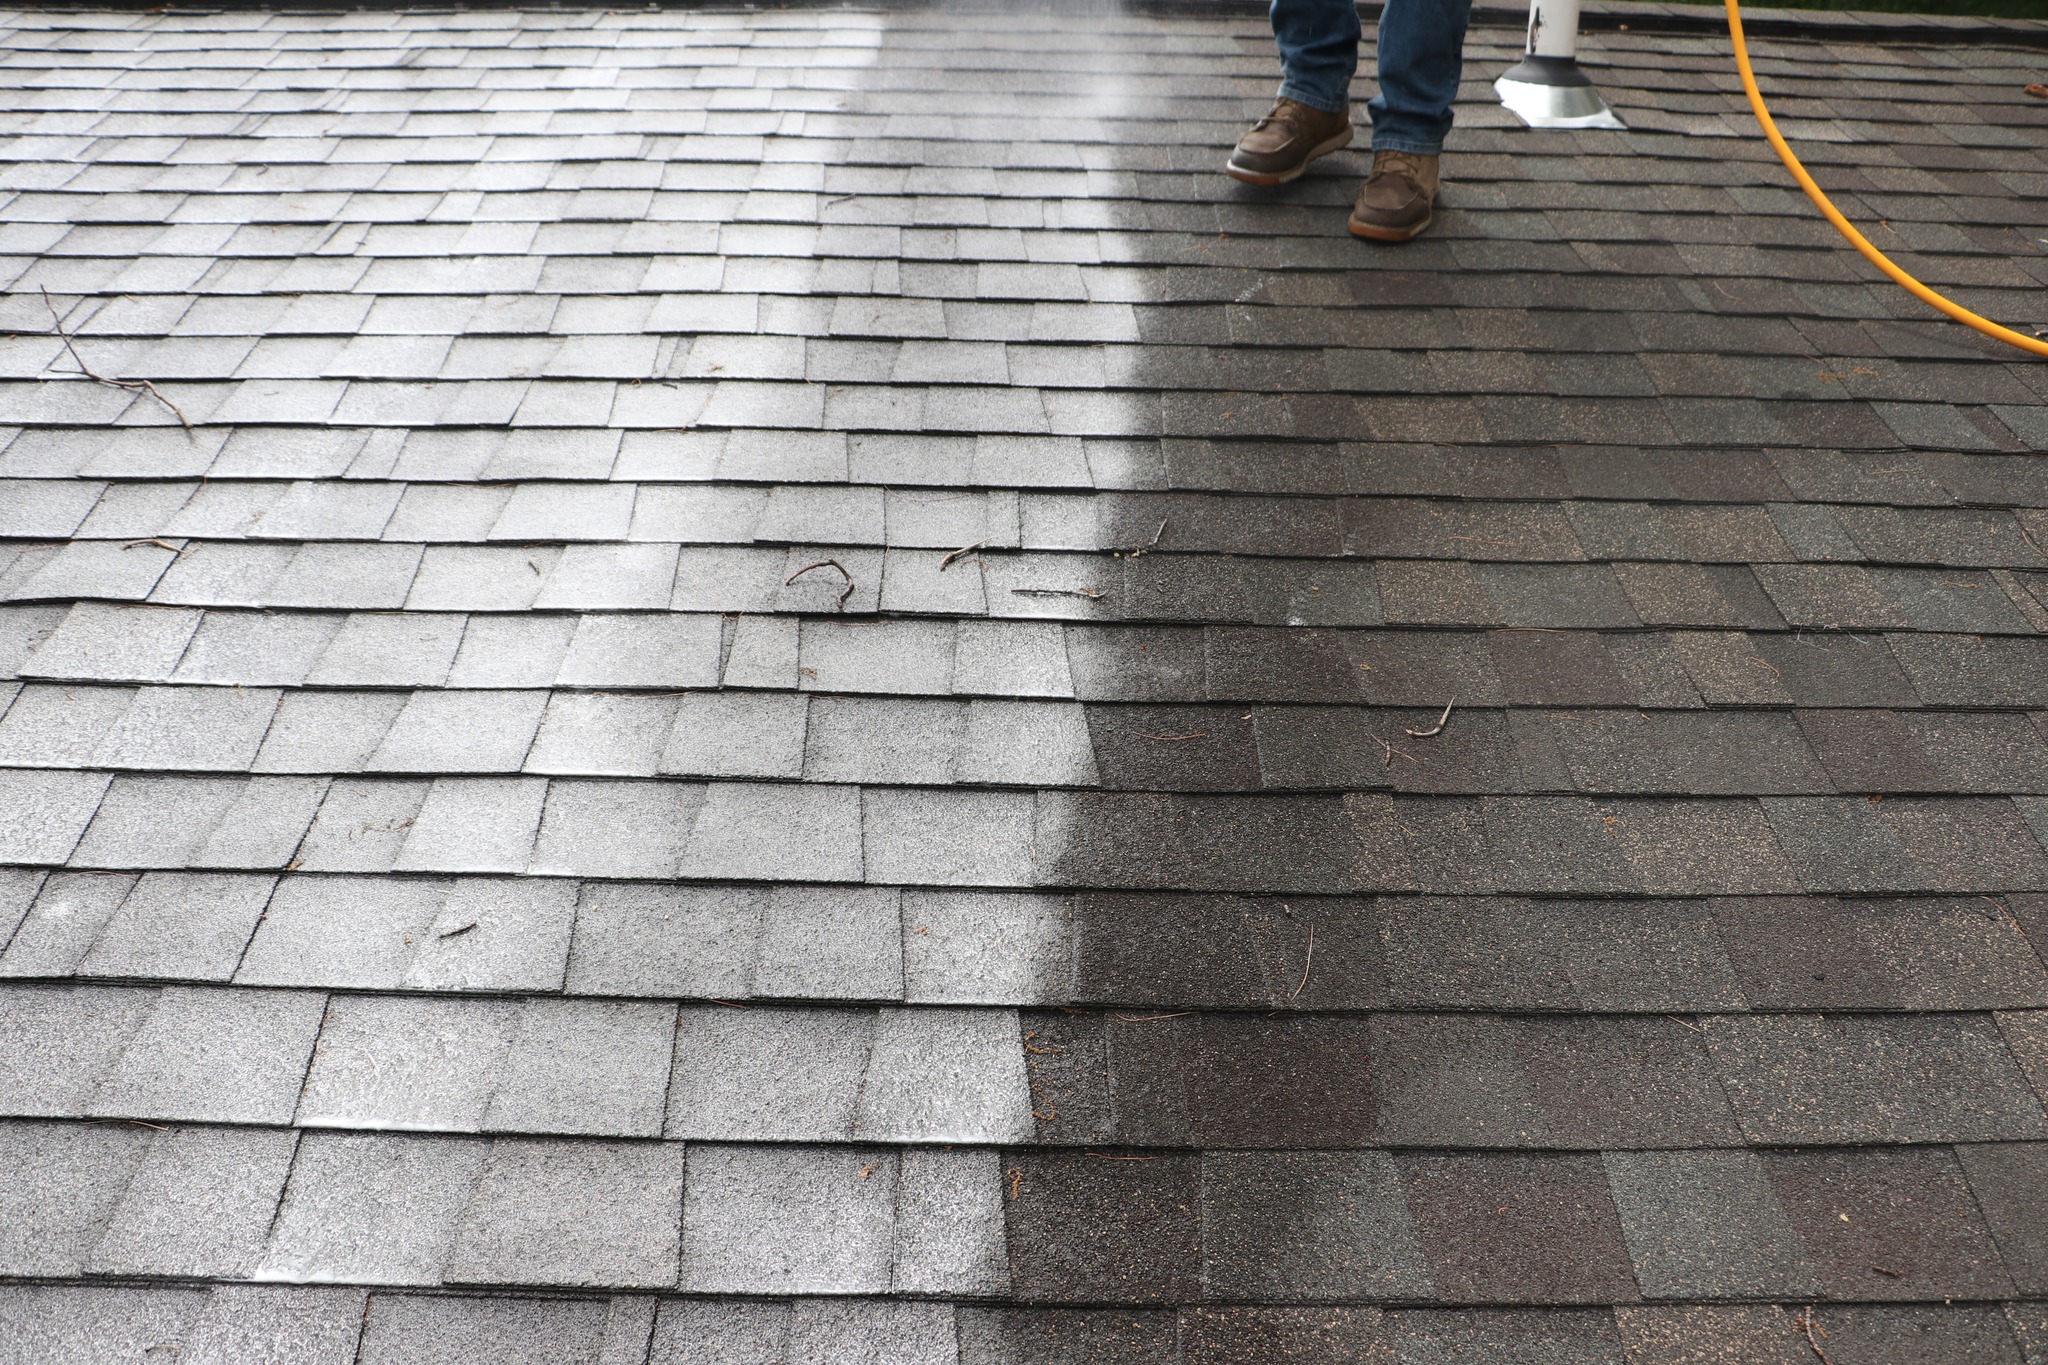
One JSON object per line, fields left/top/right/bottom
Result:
{"left": 1272, "top": 0, "right": 1472, "bottom": 154}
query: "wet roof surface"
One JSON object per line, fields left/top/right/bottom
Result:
{"left": 2, "top": 1, "right": 2048, "bottom": 1359}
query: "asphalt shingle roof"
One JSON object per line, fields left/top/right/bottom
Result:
{"left": 3, "top": 0, "right": 2048, "bottom": 1359}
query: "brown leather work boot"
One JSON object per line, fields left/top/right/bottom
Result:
{"left": 1226, "top": 98, "right": 1353, "bottom": 187}
{"left": 1348, "top": 150, "right": 1441, "bottom": 242}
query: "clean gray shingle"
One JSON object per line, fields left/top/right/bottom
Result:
{"left": 754, "top": 884, "right": 903, "bottom": 1000}
{"left": 445, "top": 1138, "right": 685, "bottom": 1289}
{"left": 901, "top": 891, "right": 1071, "bottom": 1005}
{"left": 447, "top": 613, "right": 579, "bottom": 689}
{"left": 565, "top": 884, "right": 762, "bottom": 999}
{"left": 173, "top": 610, "right": 344, "bottom": 686}
{"left": 19, "top": 602, "right": 201, "bottom": 682}
{"left": 555, "top": 613, "right": 722, "bottom": 689}
{"left": 857, "top": 1007, "right": 1033, "bottom": 1144}
{"left": 69, "top": 775, "right": 247, "bottom": 870}
{"left": 77, "top": 871, "right": 273, "bottom": 981}
{"left": 800, "top": 618, "right": 953, "bottom": 694}
{"left": 260, "top": 1132, "right": 486, "bottom": 1286}
{"left": 91, "top": 985, "right": 326, "bottom": 1125}
{"left": 526, "top": 692, "right": 677, "bottom": 777}
{"left": 237, "top": 875, "right": 446, "bottom": 989}
{"left": 369, "top": 693, "right": 546, "bottom": 774}
{"left": 0, "top": 1121, "right": 152, "bottom": 1275}
{"left": 254, "top": 692, "right": 407, "bottom": 774}
{"left": 894, "top": 1148, "right": 1008, "bottom": 1295}
{"left": 535, "top": 544, "right": 680, "bottom": 611}
{"left": 90, "top": 685, "right": 281, "bottom": 771}
{"left": 401, "top": 877, "right": 578, "bottom": 994}
{"left": 306, "top": 612, "right": 465, "bottom": 687}
{"left": 0, "top": 983, "right": 156, "bottom": 1115}
{"left": 298, "top": 996, "right": 520, "bottom": 1133}
{"left": 863, "top": 788, "right": 1037, "bottom": 887}
{"left": 659, "top": 690, "right": 806, "bottom": 778}
{"left": 355, "top": 1294, "right": 610, "bottom": 1365}
{"left": 292, "top": 779, "right": 430, "bottom": 873}
{"left": 666, "top": 1005, "right": 869, "bottom": 1141}
{"left": 680, "top": 781, "right": 862, "bottom": 881}
{"left": 86, "top": 1125, "right": 298, "bottom": 1278}
{"left": 0, "top": 874, "right": 137, "bottom": 979}
{"left": 485, "top": 999, "right": 677, "bottom": 1138}
{"left": 179, "top": 1286, "right": 368, "bottom": 1365}
{"left": 531, "top": 780, "right": 702, "bottom": 879}
{"left": 191, "top": 776, "right": 328, "bottom": 870}
{"left": 679, "top": 1144, "right": 895, "bottom": 1295}
{"left": 0, "top": 683, "right": 135, "bottom": 767}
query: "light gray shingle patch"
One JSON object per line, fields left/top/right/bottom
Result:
{"left": 0, "top": 478, "right": 102, "bottom": 538}
{"left": 754, "top": 884, "right": 903, "bottom": 1000}
{"left": 261, "top": 1133, "right": 487, "bottom": 1286}
{"left": 0, "top": 983, "right": 157, "bottom": 1115}
{"left": 526, "top": 692, "right": 678, "bottom": 776}
{"left": 446, "top": 1138, "right": 685, "bottom": 1289}
{"left": 881, "top": 547, "right": 990, "bottom": 615}
{"left": 659, "top": 690, "right": 806, "bottom": 778}
{"left": 447, "top": 613, "right": 578, "bottom": 689}
{"left": 0, "top": 873, "right": 137, "bottom": 978}
{"left": 1201, "top": 1151, "right": 1432, "bottom": 1301}
{"left": 858, "top": 1007, "right": 1033, "bottom": 1144}
{"left": 0, "top": 867, "right": 41, "bottom": 949}
{"left": 402, "top": 877, "right": 578, "bottom": 994}
{"left": 0, "top": 1121, "right": 152, "bottom": 1275}
{"left": 667, "top": 1005, "right": 869, "bottom": 1141}
{"left": 796, "top": 1302, "right": 961, "bottom": 1364}
{"left": 299, "top": 996, "right": 521, "bottom": 1133}
{"left": 957, "top": 699, "right": 1097, "bottom": 785}
{"left": 356, "top": 1294, "right": 609, "bottom": 1365}
{"left": 19, "top": 602, "right": 201, "bottom": 682}
{"left": 255, "top": 692, "right": 408, "bottom": 774}
{"left": 179, "top": 1286, "right": 368, "bottom": 1365}
{"left": 77, "top": 871, "right": 273, "bottom": 981}
{"left": 531, "top": 779, "right": 703, "bottom": 879}
{"left": 566, "top": 884, "right": 763, "bottom": 999}
{"left": 647, "top": 1301, "right": 792, "bottom": 1365}
{"left": 556, "top": 612, "right": 723, "bottom": 688}
{"left": 0, "top": 606, "right": 65, "bottom": 679}
{"left": 893, "top": 1148, "right": 1008, "bottom": 1296}
{"left": 721, "top": 611, "right": 797, "bottom": 688}
{"left": 679, "top": 1145, "right": 895, "bottom": 1295}
{"left": 0, "top": 683, "right": 136, "bottom": 766}
{"left": 805, "top": 696, "right": 962, "bottom": 784}
{"left": 756, "top": 485, "right": 887, "bottom": 545}
{"left": 535, "top": 544, "right": 680, "bottom": 611}
{"left": 257, "top": 481, "right": 404, "bottom": 543}
{"left": 681, "top": 781, "right": 863, "bottom": 881}
{"left": 902, "top": 891, "right": 1072, "bottom": 1005}
{"left": 5, "top": 537, "right": 179, "bottom": 602}
{"left": 369, "top": 691, "right": 547, "bottom": 774}
{"left": 90, "top": 684, "right": 281, "bottom": 771}
{"left": 385, "top": 483, "right": 515, "bottom": 543}
{"left": 485, "top": 999, "right": 677, "bottom": 1138}
{"left": 863, "top": 788, "right": 1037, "bottom": 887}
{"left": 490, "top": 483, "right": 636, "bottom": 542}
{"left": 191, "top": 775, "right": 328, "bottom": 870}
{"left": 1604, "top": 1150, "right": 1821, "bottom": 1300}
{"left": 165, "top": 482, "right": 287, "bottom": 540}
{"left": 87, "top": 1125, "right": 299, "bottom": 1279}
{"left": 173, "top": 610, "right": 345, "bottom": 685}
{"left": 292, "top": 779, "right": 430, "bottom": 873}
{"left": 800, "top": 618, "right": 954, "bottom": 694}
{"left": 149, "top": 542, "right": 295, "bottom": 607}
{"left": 0, "top": 1285, "right": 212, "bottom": 1365}
{"left": 92, "top": 985, "right": 326, "bottom": 1125}
{"left": 70, "top": 775, "right": 246, "bottom": 869}
{"left": 237, "top": 875, "right": 447, "bottom": 989}
{"left": 306, "top": 612, "right": 466, "bottom": 687}
{"left": 406, "top": 546, "right": 558, "bottom": 613}
{"left": 630, "top": 484, "right": 769, "bottom": 543}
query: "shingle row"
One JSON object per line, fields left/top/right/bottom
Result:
{"left": 5, "top": 1119, "right": 2046, "bottom": 1303}
{"left": 1, "top": 1121, "right": 1002, "bottom": 1294}
{"left": 9, "top": 479, "right": 2046, "bottom": 575}
{"left": 5, "top": 1284, "right": 2047, "bottom": 1365}
{"left": 9, "top": 768, "right": 2048, "bottom": 893}
{"left": 11, "top": 868, "right": 2046, "bottom": 1013}
{"left": 12, "top": 680, "right": 2048, "bottom": 798}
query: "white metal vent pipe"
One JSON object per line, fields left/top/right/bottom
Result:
{"left": 1494, "top": 0, "right": 1625, "bottom": 130}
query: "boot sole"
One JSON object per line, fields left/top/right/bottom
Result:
{"left": 1349, "top": 201, "right": 1434, "bottom": 242}
{"left": 1225, "top": 125, "right": 1353, "bottom": 187}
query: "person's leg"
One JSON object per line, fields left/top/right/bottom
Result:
{"left": 1350, "top": 0, "right": 1471, "bottom": 239}
{"left": 1272, "top": 0, "right": 1360, "bottom": 116}
{"left": 1364, "top": 0, "right": 1472, "bottom": 154}
{"left": 1226, "top": 0, "right": 1359, "bottom": 186}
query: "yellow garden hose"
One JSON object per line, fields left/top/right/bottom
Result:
{"left": 1726, "top": 0, "right": 2048, "bottom": 357}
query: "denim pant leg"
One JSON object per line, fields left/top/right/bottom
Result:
{"left": 1366, "top": 0, "right": 1473, "bottom": 153}
{"left": 1270, "top": 0, "right": 1360, "bottom": 114}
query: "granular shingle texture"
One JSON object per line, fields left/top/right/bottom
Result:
{"left": 5, "top": 0, "right": 2048, "bottom": 1357}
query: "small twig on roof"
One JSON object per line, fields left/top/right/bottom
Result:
{"left": 939, "top": 539, "right": 986, "bottom": 572}
{"left": 1127, "top": 730, "right": 1206, "bottom": 742}
{"left": 1113, "top": 1011, "right": 1192, "bottom": 1023}
{"left": 1376, "top": 736, "right": 1420, "bottom": 769}
{"left": 1011, "top": 586, "right": 1102, "bottom": 600}
{"left": 42, "top": 286, "right": 191, "bottom": 432}
{"left": 1113, "top": 519, "right": 1167, "bottom": 559}
{"left": 785, "top": 558, "right": 855, "bottom": 609}
{"left": 1288, "top": 922, "right": 1314, "bottom": 1000}
{"left": 1084, "top": 1152, "right": 1158, "bottom": 1161}
{"left": 2016, "top": 518, "right": 2047, "bottom": 562}
{"left": 1795, "top": 1308, "right": 1837, "bottom": 1365}
{"left": 1406, "top": 699, "right": 1454, "bottom": 738}
{"left": 437, "top": 921, "right": 479, "bottom": 939}
{"left": 122, "top": 538, "right": 180, "bottom": 552}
